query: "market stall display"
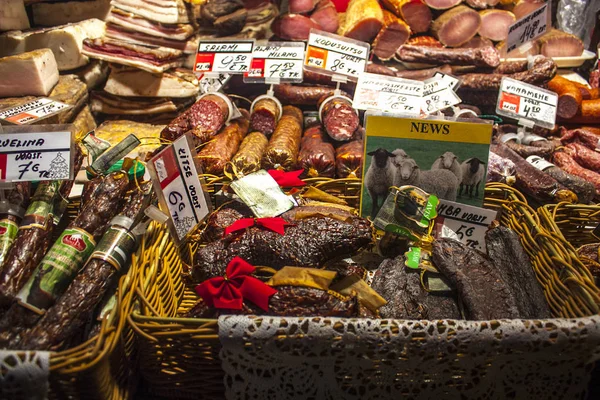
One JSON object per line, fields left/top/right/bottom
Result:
{"left": 0, "top": 0, "right": 600, "bottom": 399}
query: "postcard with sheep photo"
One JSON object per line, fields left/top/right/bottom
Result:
{"left": 360, "top": 114, "right": 493, "bottom": 220}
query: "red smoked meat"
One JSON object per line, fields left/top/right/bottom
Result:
{"left": 289, "top": 0, "right": 320, "bottom": 14}
{"left": 338, "top": 0, "right": 384, "bottom": 42}
{"left": 319, "top": 95, "right": 359, "bottom": 142}
{"left": 373, "top": 10, "right": 410, "bottom": 61}
{"left": 310, "top": 0, "right": 339, "bottom": 33}
{"left": 272, "top": 14, "right": 321, "bottom": 40}
{"left": 381, "top": 0, "right": 432, "bottom": 33}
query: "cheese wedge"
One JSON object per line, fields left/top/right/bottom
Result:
{"left": 0, "top": 49, "right": 59, "bottom": 97}
{"left": 0, "top": 19, "right": 106, "bottom": 71}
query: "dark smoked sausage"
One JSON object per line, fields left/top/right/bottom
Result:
{"left": 198, "top": 113, "right": 250, "bottom": 176}
{"left": 297, "top": 125, "right": 336, "bottom": 178}
{"left": 262, "top": 106, "right": 304, "bottom": 170}
{"left": 335, "top": 140, "right": 363, "bottom": 178}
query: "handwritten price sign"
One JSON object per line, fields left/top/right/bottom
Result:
{"left": 506, "top": 3, "right": 549, "bottom": 53}
{"left": 195, "top": 40, "right": 255, "bottom": 74}
{"left": 434, "top": 200, "right": 498, "bottom": 251}
{"left": 148, "top": 134, "right": 212, "bottom": 243}
{"left": 0, "top": 98, "right": 71, "bottom": 125}
{"left": 353, "top": 72, "right": 423, "bottom": 116}
{"left": 496, "top": 77, "right": 557, "bottom": 128}
{"left": 304, "top": 30, "right": 369, "bottom": 80}
{"left": 245, "top": 42, "right": 304, "bottom": 83}
{"left": 421, "top": 76, "right": 461, "bottom": 114}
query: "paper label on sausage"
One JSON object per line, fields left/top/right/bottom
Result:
{"left": 304, "top": 29, "right": 369, "bottom": 80}
{"left": 506, "top": 3, "right": 549, "bottom": 53}
{"left": 0, "top": 98, "right": 72, "bottom": 125}
{"left": 245, "top": 41, "right": 305, "bottom": 84}
{"left": 90, "top": 225, "right": 136, "bottom": 271}
{"left": 434, "top": 200, "right": 497, "bottom": 251}
{"left": 195, "top": 40, "right": 255, "bottom": 74}
{"left": 353, "top": 72, "right": 423, "bottom": 116}
{"left": 496, "top": 77, "right": 558, "bottom": 129}
{"left": 526, "top": 155, "right": 555, "bottom": 171}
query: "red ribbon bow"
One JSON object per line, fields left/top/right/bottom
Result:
{"left": 268, "top": 169, "right": 306, "bottom": 187}
{"left": 224, "top": 217, "right": 291, "bottom": 236}
{"left": 195, "top": 257, "right": 277, "bottom": 311}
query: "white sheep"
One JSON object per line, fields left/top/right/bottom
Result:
{"left": 460, "top": 157, "right": 486, "bottom": 198}
{"left": 394, "top": 157, "right": 459, "bottom": 201}
{"left": 365, "top": 148, "right": 396, "bottom": 218}
{"left": 391, "top": 148, "right": 409, "bottom": 168}
{"left": 431, "top": 151, "right": 462, "bottom": 182}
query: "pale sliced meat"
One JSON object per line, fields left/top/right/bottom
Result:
{"left": 111, "top": 0, "right": 198, "bottom": 24}
{"left": 310, "top": 0, "right": 339, "bottom": 33}
{"left": 31, "top": 0, "right": 111, "bottom": 27}
{"left": 289, "top": 0, "right": 319, "bottom": 14}
{"left": 107, "top": 7, "right": 195, "bottom": 40}
{"left": 478, "top": 9, "right": 515, "bottom": 42}
{"left": 338, "top": 0, "right": 384, "bottom": 42}
{"left": 373, "top": 10, "right": 410, "bottom": 61}
{"left": 0, "top": 49, "right": 59, "bottom": 97}
{"left": 431, "top": 5, "right": 481, "bottom": 47}
{"left": 496, "top": 40, "right": 539, "bottom": 58}
{"left": 513, "top": 0, "right": 545, "bottom": 19}
{"left": 465, "top": 0, "right": 487, "bottom": 9}
{"left": 425, "top": 0, "right": 462, "bottom": 10}
{"left": 0, "top": 19, "right": 106, "bottom": 70}
{"left": 538, "top": 29, "right": 584, "bottom": 58}
{"left": 272, "top": 14, "right": 320, "bottom": 40}
{"left": 459, "top": 35, "right": 493, "bottom": 48}
{"left": 1, "top": 0, "right": 30, "bottom": 31}
{"left": 104, "top": 67, "right": 199, "bottom": 98}
{"left": 106, "top": 25, "right": 198, "bottom": 54}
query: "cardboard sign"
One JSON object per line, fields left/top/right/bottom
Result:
{"left": 496, "top": 77, "right": 558, "bottom": 129}
{"left": 422, "top": 76, "right": 461, "bottom": 114}
{"left": 506, "top": 3, "right": 549, "bottom": 53}
{"left": 353, "top": 72, "right": 423, "bottom": 116}
{"left": 245, "top": 42, "right": 305, "bottom": 83}
{"left": 304, "top": 30, "right": 369, "bottom": 79}
{"left": 0, "top": 126, "right": 73, "bottom": 182}
{"left": 0, "top": 98, "right": 71, "bottom": 125}
{"left": 195, "top": 40, "right": 255, "bottom": 74}
{"left": 434, "top": 199, "right": 498, "bottom": 251}
{"left": 360, "top": 113, "right": 493, "bottom": 219}
{"left": 148, "top": 134, "right": 212, "bottom": 243}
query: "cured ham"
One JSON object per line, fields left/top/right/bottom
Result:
{"left": 372, "top": 10, "right": 410, "bottom": 61}
{"left": 107, "top": 8, "right": 195, "bottom": 40}
{"left": 381, "top": 0, "right": 431, "bottom": 33}
{"left": 431, "top": 5, "right": 481, "bottom": 47}
{"left": 310, "top": 0, "right": 339, "bottom": 33}
{"left": 478, "top": 10, "right": 515, "bottom": 41}
{"left": 338, "top": 0, "right": 384, "bottom": 42}
{"left": 538, "top": 29, "right": 584, "bottom": 58}
{"left": 425, "top": 0, "right": 463, "bottom": 10}
{"left": 272, "top": 14, "right": 320, "bottom": 40}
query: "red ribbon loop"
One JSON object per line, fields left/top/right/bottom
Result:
{"left": 195, "top": 257, "right": 277, "bottom": 311}
{"left": 268, "top": 169, "right": 306, "bottom": 187}
{"left": 224, "top": 217, "right": 291, "bottom": 236}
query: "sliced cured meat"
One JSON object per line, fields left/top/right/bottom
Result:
{"left": 459, "top": 36, "right": 493, "bottom": 48}
{"left": 105, "top": 25, "right": 198, "bottom": 53}
{"left": 431, "top": 5, "right": 481, "bottom": 47}
{"left": 366, "top": 62, "right": 396, "bottom": 76}
{"left": 397, "top": 45, "right": 500, "bottom": 67}
{"left": 310, "top": 0, "right": 339, "bottom": 33}
{"left": 272, "top": 14, "right": 320, "bottom": 40}
{"left": 338, "top": 0, "right": 384, "bottom": 42}
{"left": 111, "top": 0, "right": 197, "bottom": 24}
{"left": 425, "top": 0, "right": 463, "bottom": 10}
{"left": 496, "top": 40, "right": 539, "bottom": 58}
{"left": 406, "top": 35, "right": 442, "bottom": 47}
{"left": 82, "top": 38, "right": 183, "bottom": 74}
{"left": 538, "top": 29, "right": 584, "bottom": 58}
{"left": 107, "top": 8, "right": 194, "bottom": 40}
{"left": 478, "top": 9, "right": 515, "bottom": 41}
{"left": 381, "top": 0, "right": 431, "bottom": 33}
{"left": 372, "top": 10, "right": 410, "bottom": 61}
{"left": 289, "top": 0, "right": 319, "bottom": 14}
{"left": 319, "top": 95, "right": 359, "bottom": 141}
{"left": 512, "top": 0, "right": 544, "bottom": 19}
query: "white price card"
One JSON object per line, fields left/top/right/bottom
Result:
{"left": 0, "top": 128, "right": 73, "bottom": 182}
{"left": 353, "top": 72, "right": 423, "bottom": 116}
{"left": 304, "top": 29, "right": 369, "bottom": 80}
{"left": 432, "top": 72, "right": 460, "bottom": 90}
{"left": 496, "top": 77, "right": 558, "bottom": 129}
{"left": 0, "top": 98, "right": 72, "bottom": 125}
{"left": 245, "top": 41, "right": 305, "bottom": 83}
{"left": 434, "top": 200, "right": 498, "bottom": 251}
{"left": 506, "top": 2, "right": 549, "bottom": 53}
{"left": 195, "top": 40, "right": 255, "bottom": 74}
{"left": 422, "top": 76, "right": 461, "bottom": 114}
{"left": 148, "top": 134, "right": 212, "bottom": 243}
{"left": 197, "top": 72, "right": 231, "bottom": 94}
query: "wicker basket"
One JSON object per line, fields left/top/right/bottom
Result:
{"left": 130, "top": 183, "right": 600, "bottom": 399}
{"left": 5, "top": 201, "right": 139, "bottom": 400}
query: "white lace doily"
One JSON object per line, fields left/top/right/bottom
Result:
{"left": 0, "top": 350, "right": 50, "bottom": 400}
{"left": 219, "top": 316, "right": 600, "bottom": 400}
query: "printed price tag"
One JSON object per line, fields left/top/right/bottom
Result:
{"left": 506, "top": 3, "right": 549, "bottom": 53}
{"left": 0, "top": 129, "right": 73, "bottom": 182}
{"left": 245, "top": 41, "right": 305, "bottom": 83}
{"left": 304, "top": 30, "right": 369, "bottom": 79}
{"left": 0, "top": 98, "right": 72, "bottom": 125}
{"left": 434, "top": 200, "right": 497, "bottom": 251}
{"left": 422, "top": 76, "right": 461, "bottom": 114}
{"left": 195, "top": 40, "right": 255, "bottom": 74}
{"left": 496, "top": 77, "right": 558, "bottom": 129}
{"left": 353, "top": 72, "right": 423, "bottom": 116}
{"left": 149, "top": 134, "right": 212, "bottom": 243}
{"left": 198, "top": 72, "right": 231, "bottom": 93}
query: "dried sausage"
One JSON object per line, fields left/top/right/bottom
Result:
{"left": 262, "top": 106, "right": 303, "bottom": 170}
{"left": 547, "top": 75, "right": 582, "bottom": 119}
{"left": 297, "top": 125, "right": 336, "bottom": 178}
{"left": 335, "top": 140, "right": 363, "bottom": 178}
{"left": 552, "top": 151, "right": 600, "bottom": 194}
{"left": 274, "top": 84, "right": 347, "bottom": 105}
{"left": 250, "top": 97, "right": 281, "bottom": 136}
{"left": 493, "top": 60, "right": 528, "bottom": 74}
{"left": 560, "top": 127, "right": 600, "bottom": 150}
{"left": 396, "top": 45, "right": 500, "bottom": 67}
{"left": 0, "top": 183, "right": 31, "bottom": 268}
{"left": 565, "top": 142, "right": 600, "bottom": 171}
{"left": 198, "top": 113, "right": 250, "bottom": 176}
{"left": 319, "top": 95, "right": 359, "bottom": 142}
{"left": 231, "top": 132, "right": 269, "bottom": 176}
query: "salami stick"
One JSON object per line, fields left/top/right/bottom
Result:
{"left": 0, "top": 172, "right": 130, "bottom": 344}
{"left": 396, "top": 45, "right": 500, "bottom": 67}
{"left": 319, "top": 95, "right": 359, "bottom": 142}
{"left": 565, "top": 142, "right": 600, "bottom": 171}
{"left": 274, "top": 84, "right": 348, "bottom": 105}
{"left": 262, "top": 106, "right": 303, "bottom": 170}
{"left": 0, "top": 183, "right": 32, "bottom": 268}
{"left": 560, "top": 128, "right": 600, "bottom": 150}
{"left": 298, "top": 125, "right": 336, "bottom": 178}
{"left": 250, "top": 97, "right": 281, "bottom": 136}
{"left": 335, "top": 140, "right": 363, "bottom": 178}
{"left": 198, "top": 113, "right": 250, "bottom": 175}
{"left": 552, "top": 152, "right": 600, "bottom": 194}
{"left": 18, "top": 183, "right": 154, "bottom": 350}
{"left": 231, "top": 132, "right": 269, "bottom": 176}
{"left": 548, "top": 75, "right": 582, "bottom": 119}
